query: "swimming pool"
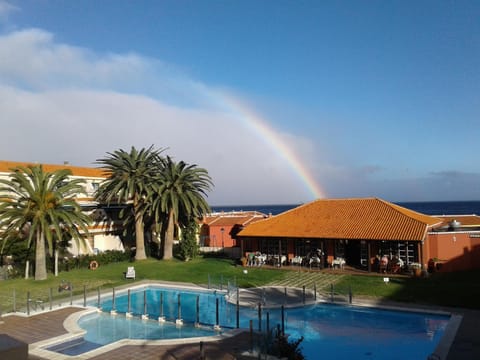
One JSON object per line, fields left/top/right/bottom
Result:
{"left": 47, "top": 285, "right": 451, "bottom": 359}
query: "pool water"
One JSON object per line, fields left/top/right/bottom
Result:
{"left": 47, "top": 337, "right": 103, "bottom": 356}
{"left": 79, "top": 312, "right": 219, "bottom": 343}
{"left": 50, "top": 286, "right": 450, "bottom": 359}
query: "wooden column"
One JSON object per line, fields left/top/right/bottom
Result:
{"left": 418, "top": 240, "right": 424, "bottom": 269}
{"left": 279, "top": 239, "right": 282, "bottom": 267}
{"left": 367, "top": 241, "right": 372, "bottom": 272}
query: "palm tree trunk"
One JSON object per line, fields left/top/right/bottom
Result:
{"left": 135, "top": 210, "right": 147, "bottom": 260}
{"left": 35, "top": 230, "right": 47, "bottom": 281}
{"left": 163, "top": 211, "right": 175, "bottom": 260}
{"left": 25, "top": 260, "right": 29, "bottom": 279}
{"left": 54, "top": 249, "right": 59, "bottom": 277}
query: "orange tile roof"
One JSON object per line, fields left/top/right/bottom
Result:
{"left": 237, "top": 198, "right": 443, "bottom": 241}
{"left": 0, "top": 160, "right": 106, "bottom": 178}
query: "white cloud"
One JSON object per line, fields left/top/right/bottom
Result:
{"left": 0, "top": 29, "right": 325, "bottom": 204}
{"left": 0, "top": 29, "right": 153, "bottom": 91}
{"left": 1, "top": 86, "right": 319, "bottom": 204}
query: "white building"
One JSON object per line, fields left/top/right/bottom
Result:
{"left": 0, "top": 160, "right": 124, "bottom": 255}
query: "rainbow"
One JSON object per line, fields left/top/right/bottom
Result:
{"left": 213, "top": 91, "right": 326, "bottom": 200}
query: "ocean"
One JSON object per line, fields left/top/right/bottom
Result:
{"left": 211, "top": 201, "right": 480, "bottom": 216}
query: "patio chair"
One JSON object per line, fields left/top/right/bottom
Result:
{"left": 125, "top": 266, "right": 136, "bottom": 280}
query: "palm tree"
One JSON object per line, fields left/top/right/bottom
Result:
{"left": 0, "top": 165, "right": 91, "bottom": 280}
{"left": 154, "top": 156, "right": 213, "bottom": 260}
{"left": 95, "top": 146, "right": 164, "bottom": 261}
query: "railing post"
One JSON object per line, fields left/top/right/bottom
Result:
{"left": 49, "top": 288, "right": 53, "bottom": 310}
{"left": 349, "top": 286, "right": 352, "bottom": 304}
{"left": 236, "top": 287, "right": 240, "bottom": 329}
{"left": 266, "top": 311, "right": 270, "bottom": 334}
{"left": 69, "top": 286, "right": 73, "bottom": 305}
{"left": 314, "top": 283, "right": 317, "bottom": 301}
{"left": 178, "top": 294, "right": 181, "bottom": 321}
{"left": 97, "top": 287, "right": 101, "bottom": 309}
{"left": 160, "top": 292, "right": 164, "bottom": 318}
{"left": 110, "top": 288, "right": 118, "bottom": 315}
{"left": 249, "top": 320, "right": 253, "bottom": 353}
{"left": 302, "top": 285, "right": 306, "bottom": 305}
{"left": 126, "top": 289, "right": 132, "bottom": 318}
{"left": 83, "top": 285, "right": 87, "bottom": 307}
{"left": 27, "top": 291, "right": 30, "bottom": 316}
{"left": 258, "top": 302, "right": 262, "bottom": 331}
{"left": 142, "top": 290, "right": 148, "bottom": 319}
{"left": 158, "top": 292, "right": 165, "bottom": 322}
{"left": 13, "top": 289, "right": 16, "bottom": 313}
{"left": 330, "top": 283, "right": 334, "bottom": 302}
{"left": 196, "top": 295, "right": 200, "bottom": 326}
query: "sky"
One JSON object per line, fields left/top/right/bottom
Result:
{"left": 0, "top": 1, "right": 479, "bottom": 205}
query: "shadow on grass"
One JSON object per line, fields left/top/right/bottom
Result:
{"left": 337, "top": 270, "right": 480, "bottom": 310}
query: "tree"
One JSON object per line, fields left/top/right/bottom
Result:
{"left": 95, "top": 146, "right": 164, "bottom": 261}
{"left": 154, "top": 156, "right": 212, "bottom": 260}
{"left": 0, "top": 165, "right": 91, "bottom": 280}
{"left": 176, "top": 218, "right": 200, "bottom": 261}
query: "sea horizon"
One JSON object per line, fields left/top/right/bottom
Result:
{"left": 211, "top": 200, "right": 480, "bottom": 216}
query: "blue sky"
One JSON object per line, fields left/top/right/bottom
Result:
{"left": 0, "top": 1, "right": 479, "bottom": 204}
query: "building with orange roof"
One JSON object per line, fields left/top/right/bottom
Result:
{"left": 237, "top": 198, "right": 451, "bottom": 272}
{"left": 0, "top": 160, "right": 106, "bottom": 206}
{"left": 199, "top": 211, "right": 268, "bottom": 254}
{"left": 0, "top": 160, "right": 126, "bottom": 256}
{"left": 426, "top": 215, "right": 480, "bottom": 272}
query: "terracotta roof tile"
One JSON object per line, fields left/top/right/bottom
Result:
{"left": 0, "top": 160, "right": 106, "bottom": 178}
{"left": 238, "top": 198, "right": 443, "bottom": 241}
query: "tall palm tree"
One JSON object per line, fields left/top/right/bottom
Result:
{"left": 95, "top": 146, "right": 164, "bottom": 261}
{"left": 0, "top": 165, "right": 91, "bottom": 280}
{"left": 154, "top": 156, "right": 213, "bottom": 260}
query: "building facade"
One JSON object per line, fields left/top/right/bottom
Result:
{"left": 237, "top": 198, "right": 480, "bottom": 272}
{"left": 0, "top": 160, "right": 125, "bottom": 256}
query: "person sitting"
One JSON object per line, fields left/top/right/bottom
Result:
{"left": 380, "top": 255, "right": 389, "bottom": 273}
{"left": 393, "top": 256, "right": 404, "bottom": 273}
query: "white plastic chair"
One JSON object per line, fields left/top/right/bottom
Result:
{"left": 125, "top": 266, "right": 136, "bottom": 280}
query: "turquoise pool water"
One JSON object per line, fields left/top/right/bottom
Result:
{"left": 50, "top": 286, "right": 450, "bottom": 359}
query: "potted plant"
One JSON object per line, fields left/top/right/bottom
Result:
{"left": 410, "top": 263, "right": 422, "bottom": 277}
{"left": 240, "top": 257, "right": 248, "bottom": 267}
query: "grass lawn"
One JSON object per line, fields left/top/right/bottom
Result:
{"left": 1, "top": 258, "right": 479, "bottom": 313}
{"left": 0, "top": 257, "right": 288, "bottom": 313}
{"left": 335, "top": 269, "right": 480, "bottom": 309}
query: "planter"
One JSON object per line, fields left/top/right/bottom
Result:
{"left": 240, "top": 257, "right": 247, "bottom": 267}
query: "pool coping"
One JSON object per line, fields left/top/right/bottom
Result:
{"left": 27, "top": 282, "right": 459, "bottom": 360}
{"left": 29, "top": 307, "right": 247, "bottom": 360}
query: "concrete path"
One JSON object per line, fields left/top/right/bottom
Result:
{"left": 265, "top": 270, "right": 344, "bottom": 290}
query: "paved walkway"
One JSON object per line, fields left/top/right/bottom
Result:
{"left": 265, "top": 270, "right": 344, "bottom": 290}
{"left": 0, "top": 307, "right": 257, "bottom": 360}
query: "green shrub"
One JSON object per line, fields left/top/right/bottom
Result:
{"left": 175, "top": 220, "right": 199, "bottom": 261}
{"left": 268, "top": 328, "right": 305, "bottom": 360}
{"left": 56, "top": 250, "right": 132, "bottom": 271}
